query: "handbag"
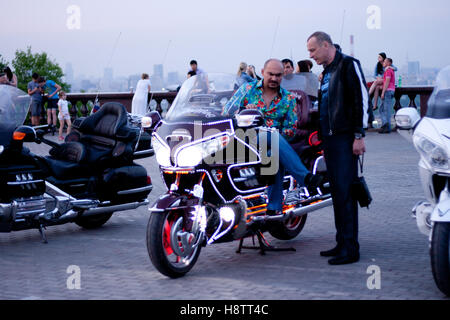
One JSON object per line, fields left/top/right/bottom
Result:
{"left": 352, "top": 154, "right": 372, "bottom": 209}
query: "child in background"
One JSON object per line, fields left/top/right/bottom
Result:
{"left": 57, "top": 91, "right": 71, "bottom": 141}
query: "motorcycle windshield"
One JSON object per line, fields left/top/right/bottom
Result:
{"left": 281, "top": 73, "right": 320, "bottom": 98}
{"left": 165, "top": 73, "right": 236, "bottom": 122}
{"left": 0, "top": 85, "right": 31, "bottom": 146}
{"left": 427, "top": 65, "right": 450, "bottom": 119}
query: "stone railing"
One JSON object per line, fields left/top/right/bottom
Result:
{"left": 37, "top": 85, "right": 434, "bottom": 122}
{"left": 64, "top": 91, "right": 178, "bottom": 118}
{"left": 393, "top": 86, "right": 434, "bottom": 117}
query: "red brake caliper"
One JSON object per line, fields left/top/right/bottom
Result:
{"left": 163, "top": 218, "right": 174, "bottom": 255}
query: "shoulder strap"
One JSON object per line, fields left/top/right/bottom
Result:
{"left": 358, "top": 154, "right": 365, "bottom": 174}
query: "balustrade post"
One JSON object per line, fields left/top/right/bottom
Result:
{"left": 69, "top": 102, "right": 78, "bottom": 121}
{"left": 407, "top": 93, "right": 418, "bottom": 108}
{"left": 394, "top": 90, "right": 403, "bottom": 111}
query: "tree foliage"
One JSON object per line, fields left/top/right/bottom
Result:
{"left": 0, "top": 54, "right": 8, "bottom": 71}
{"left": 11, "top": 47, "right": 70, "bottom": 93}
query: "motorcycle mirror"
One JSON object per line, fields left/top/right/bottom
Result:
{"left": 236, "top": 109, "right": 264, "bottom": 128}
{"left": 395, "top": 108, "right": 421, "bottom": 143}
{"left": 395, "top": 107, "right": 421, "bottom": 130}
{"left": 13, "top": 126, "right": 37, "bottom": 143}
{"left": 145, "top": 111, "right": 162, "bottom": 130}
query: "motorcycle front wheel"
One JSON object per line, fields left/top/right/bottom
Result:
{"left": 146, "top": 210, "right": 202, "bottom": 278}
{"left": 431, "top": 222, "right": 450, "bottom": 296}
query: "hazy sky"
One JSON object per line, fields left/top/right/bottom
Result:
{"left": 2, "top": 0, "right": 450, "bottom": 79}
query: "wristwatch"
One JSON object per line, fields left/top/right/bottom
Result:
{"left": 354, "top": 133, "right": 363, "bottom": 140}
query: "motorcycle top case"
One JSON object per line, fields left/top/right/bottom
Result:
{"left": 99, "top": 164, "right": 149, "bottom": 202}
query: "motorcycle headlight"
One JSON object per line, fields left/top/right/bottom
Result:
{"left": 152, "top": 135, "right": 172, "bottom": 167}
{"left": 0, "top": 145, "right": 4, "bottom": 155}
{"left": 176, "top": 135, "right": 230, "bottom": 167}
{"left": 413, "top": 135, "right": 449, "bottom": 170}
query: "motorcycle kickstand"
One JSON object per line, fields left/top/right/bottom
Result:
{"left": 236, "top": 231, "right": 296, "bottom": 255}
{"left": 38, "top": 224, "right": 48, "bottom": 244}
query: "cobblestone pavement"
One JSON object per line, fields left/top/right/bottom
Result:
{"left": 1, "top": 130, "right": 449, "bottom": 300}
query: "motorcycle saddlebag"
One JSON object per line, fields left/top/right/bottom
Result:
{"left": 100, "top": 164, "right": 151, "bottom": 203}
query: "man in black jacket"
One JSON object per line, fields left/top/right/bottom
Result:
{"left": 307, "top": 31, "right": 368, "bottom": 265}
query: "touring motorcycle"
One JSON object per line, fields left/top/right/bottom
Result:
{"left": 395, "top": 65, "right": 450, "bottom": 296}
{"left": 0, "top": 84, "right": 153, "bottom": 242}
{"left": 146, "top": 73, "right": 332, "bottom": 278}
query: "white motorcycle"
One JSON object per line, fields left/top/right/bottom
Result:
{"left": 395, "top": 66, "right": 450, "bottom": 296}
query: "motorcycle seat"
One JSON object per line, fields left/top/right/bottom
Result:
{"left": 47, "top": 103, "right": 139, "bottom": 176}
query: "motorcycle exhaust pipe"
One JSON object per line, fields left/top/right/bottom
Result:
{"left": 248, "top": 197, "right": 333, "bottom": 225}
{"left": 81, "top": 200, "right": 149, "bottom": 217}
{"left": 290, "top": 198, "right": 333, "bottom": 218}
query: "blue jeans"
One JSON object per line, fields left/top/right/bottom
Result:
{"left": 265, "top": 131, "right": 310, "bottom": 211}
{"left": 380, "top": 91, "right": 394, "bottom": 130}
{"left": 323, "top": 133, "right": 359, "bottom": 255}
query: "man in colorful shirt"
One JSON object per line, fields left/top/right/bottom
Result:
{"left": 223, "top": 59, "right": 322, "bottom": 215}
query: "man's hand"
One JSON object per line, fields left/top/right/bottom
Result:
{"left": 353, "top": 138, "right": 366, "bottom": 156}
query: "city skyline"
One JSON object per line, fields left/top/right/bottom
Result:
{"left": 2, "top": 0, "right": 449, "bottom": 89}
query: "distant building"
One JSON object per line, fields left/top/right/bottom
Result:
{"left": 65, "top": 63, "right": 74, "bottom": 86}
{"left": 128, "top": 74, "right": 141, "bottom": 93}
{"left": 167, "top": 71, "right": 179, "bottom": 85}
{"left": 153, "top": 64, "right": 164, "bottom": 80}
{"left": 408, "top": 61, "right": 420, "bottom": 78}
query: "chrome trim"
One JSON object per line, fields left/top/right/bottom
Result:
{"left": 117, "top": 185, "right": 153, "bottom": 195}
{"left": 81, "top": 199, "right": 149, "bottom": 216}
{"left": 7, "top": 179, "right": 44, "bottom": 186}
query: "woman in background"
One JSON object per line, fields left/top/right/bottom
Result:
{"left": 131, "top": 73, "right": 152, "bottom": 116}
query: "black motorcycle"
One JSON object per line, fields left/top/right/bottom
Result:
{"left": 0, "top": 84, "right": 153, "bottom": 242}
{"left": 146, "top": 73, "right": 332, "bottom": 278}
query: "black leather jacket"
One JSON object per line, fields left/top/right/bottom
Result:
{"left": 318, "top": 51, "right": 369, "bottom": 138}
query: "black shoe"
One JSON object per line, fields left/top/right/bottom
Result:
{"left": 320, "top": 246, "right": 342, "bottom": 257}
{"left": 305, "top": 173, "right": 324, "bottom": 194}
{"left": 266, "top": 209, "right": 281, "bottom": 216}
{"left": 328, "top": 253, "right": 360, "bottom": 265}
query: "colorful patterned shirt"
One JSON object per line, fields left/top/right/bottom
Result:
{"left": 223, "top": 80, "right": 298, "bottom": 141}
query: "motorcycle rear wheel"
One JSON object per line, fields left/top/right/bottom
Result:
{"left": 75, "top": 213, "right": 113, "bottom": 229}
{"left": 430, "top": 222, "right": 450, "bottom": 296}
{"left": 147, "top": 211, "right": 202, "bottom": 278}
{"left": 268, "top": 214, "right": 307, "bottom": 240}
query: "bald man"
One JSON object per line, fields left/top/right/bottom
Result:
{"left": 223, "top": 59, "right": 323, "bottom": 215}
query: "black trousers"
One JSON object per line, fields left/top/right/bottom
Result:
{"left": 322, "top": 133, "right": 359, "bottom": 255}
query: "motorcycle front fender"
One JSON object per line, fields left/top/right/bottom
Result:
{"left": 431, "top": 198, "right": 450, "bottom": 222}
{"left": 148, "top": 193, "right": 201, "bottom": 232}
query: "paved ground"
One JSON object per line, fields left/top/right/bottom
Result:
{"left": 0, "top": 129, "right": 449, "bottom": 300}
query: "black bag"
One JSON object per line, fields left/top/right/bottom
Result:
{"left": 352, "top": 155, "right": 372, "bottom": 209}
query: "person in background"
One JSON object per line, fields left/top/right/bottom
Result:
{"left": 0, "top": 67, "right": 17, "bottom": 87}
{"left": 296, "top": 60, "right": 312, "bottom": 73}
{"left": 379, "top": 58, "right": 396, "bottom": 134}
{"left": 57, "top": 91, "right": 71, "bottom": 141}
{"left": 131, "top": 73, "right": 152, "bottom": 116}
{"left": 42, "top": 77, "right": 62, "bottom": 133}
{"left": 235, "top": 62, "right": 255, "bottom": 89}
{"left": 247, "top": 65, "right": 261, "bottom": 81}
{"left": 27, "top": 73, "right": 43, "bottom": 126}
{"left": 282, "top": 58, "right": 294, "bottom": 76}
{"left": 189, "top": 60, "right": 205, "bottom": 75}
